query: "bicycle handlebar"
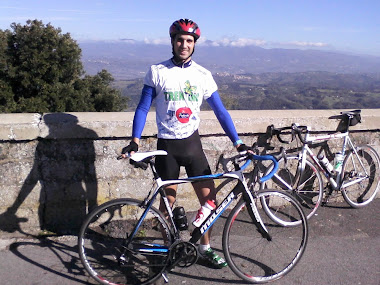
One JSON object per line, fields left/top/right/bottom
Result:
{"left": 238, "top": 152, "right": 279, "bottom": 183}
{"left": 251, "top": 154, "right": 279, "bottom": 183}
{"left": 267, "top": 124, "right": 310, "bottom": 145}
{"left": 266, "top": 125, "right": 294, "bottom": 144}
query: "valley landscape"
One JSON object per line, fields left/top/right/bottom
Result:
{"left": 80, "top": 41, "right": 380, "bottom": 110}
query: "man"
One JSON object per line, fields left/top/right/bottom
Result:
{"left": 122, "top": 18, "right": 247, "bottom": 268}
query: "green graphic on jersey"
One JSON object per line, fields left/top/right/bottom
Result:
{"left": 184, "top": 80, "right": 197, "bottom": 99}
{"left": 164, "top": 80, "right": 199, "bottom": 102}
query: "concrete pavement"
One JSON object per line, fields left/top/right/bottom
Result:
{"left": 0, "top": 199, "right": 379, "bottom": 285}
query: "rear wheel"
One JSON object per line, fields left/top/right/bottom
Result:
{"left": 222, "top": 190, "right": 308, "bottom": 283}
{"left": 78, "top": 198, "right": 173, "bottom": 285}
{"left": 341, "top": 145, "right": 380, "bottom": 208}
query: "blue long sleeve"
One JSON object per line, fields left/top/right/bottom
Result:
{"left": 132, "top": 85, "right": 156, "bottom": 139}
{"left": 207, "top": 91, "right": 240, "bottom": 144}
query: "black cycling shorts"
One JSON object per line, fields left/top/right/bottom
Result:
{"left": 155, "top": 130, "right": 212, "bottom": 180}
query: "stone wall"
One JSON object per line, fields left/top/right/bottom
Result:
{"left": 0, "top": 109, "right": 379, "bottom": 237}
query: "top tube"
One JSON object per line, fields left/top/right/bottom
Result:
{"left": 290, "top": 124, "right": 347, "bottom": 144}
{"left": 188, "top": 154, "right": 278, "bottom": 183}
{"left": 307, "top": 131, "right": 347, "bottom": 143}
{"left": 125, "top": 150, "right": 278, "bottom": 184}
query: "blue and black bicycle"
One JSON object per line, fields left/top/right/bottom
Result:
{"left": 78, "top": 149, "right": 308, "bottom": 284}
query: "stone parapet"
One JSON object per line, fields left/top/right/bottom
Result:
{"left": 0, "top": 109, "right": 379, "bottom": 237}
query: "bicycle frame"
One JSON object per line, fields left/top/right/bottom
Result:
{"left": 296, "top": 129, "right": 369, "bottom": 190}
{"left": 124, "top": 152, "right": 278, "bottom": 254}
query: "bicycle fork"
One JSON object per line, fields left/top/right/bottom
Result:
{"left": 229, "top": 180, "right": 271, "bottom": 241}
{"left": 243, "top": 188, "right": 272, "bottom": 241}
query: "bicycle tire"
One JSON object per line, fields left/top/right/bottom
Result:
{"left": 78, "top": 198, "right": 173, "bottom": 285}
{"left": 341, "top": 144, "right": 380, "bottom": 208}
{"left": 222, "top": 190, "right": 308, "bottom": 283}
{"left": 260, "top": 155, "right": 323, "bottom": 225}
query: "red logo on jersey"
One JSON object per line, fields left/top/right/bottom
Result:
{"left": 176, "top": 107, "right": 192, "bottom": 123}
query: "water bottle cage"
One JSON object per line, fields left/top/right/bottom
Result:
{"left": 173, "top": 207, "right": 188, "bottom": 231}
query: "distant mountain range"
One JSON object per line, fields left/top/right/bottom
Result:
{"left": 79, "top": 41, "right": 380, "bottom": 80}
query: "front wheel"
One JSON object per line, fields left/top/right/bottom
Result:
{"left": 260, "top": 155, "right": 323, "bottom": 225}
{"left": 78, "top": 198, "right": 173, "bottom": 285}
{"left": 222, "top": 190, "right": 308, "bottom": 283}
{"left": 341, "top": 145, "right": 380, "bottom": 208}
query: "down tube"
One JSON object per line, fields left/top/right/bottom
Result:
{"left": 190, "top": 184, "right": 242, "bottom": 244}
{"left": 125, "top": 190, "right": 161, "bottom": 247}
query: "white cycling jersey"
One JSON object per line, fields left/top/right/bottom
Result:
{"left": 144, "top": 59, "right": 217, "bottom": 139}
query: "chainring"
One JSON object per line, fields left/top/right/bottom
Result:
{"left": 169, "top": 241, "right": 198, "bottom": 268}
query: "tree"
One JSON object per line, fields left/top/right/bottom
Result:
{"left": 0, "top": 20, "right": 127, "bottom": 112}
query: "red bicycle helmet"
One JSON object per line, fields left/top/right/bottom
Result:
{"left": 169, "top": 18, "right": 201, "bottom": 41}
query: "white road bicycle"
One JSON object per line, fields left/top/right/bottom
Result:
{"left": 260, "top": 110, "right": 380, "bottom": 226}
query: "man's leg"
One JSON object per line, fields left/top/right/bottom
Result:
{"left": 192, "top": 180, "right": 216, "bottom": 245}
{"left": 159, "top": 185, "right": 177, "bottom": 216}
{"left": 192, "top": 180, "right": 227, "bottom": 268}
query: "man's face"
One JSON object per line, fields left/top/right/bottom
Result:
{"left": 172, "top": 34, "right": 195, "bottom": 63}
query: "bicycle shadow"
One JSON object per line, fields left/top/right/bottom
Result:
{"left": 8, "top": 237, "right": 95, "bottom": 284}
{"left": 0, "top": 113, "right": 98, "bottom": 235}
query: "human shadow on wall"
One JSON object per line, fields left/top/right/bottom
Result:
{"left": 0, "top": 113, "right": 98, "bottom": 235}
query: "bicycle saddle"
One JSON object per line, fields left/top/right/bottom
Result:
{"left": 341, "top": 109, "right": 361, "bottom": 115}
{"left": 130, "top": 150, "right": 168, "bottom": 162}
{"left": 329, "top": 109, "right": 361, "bottom": 120}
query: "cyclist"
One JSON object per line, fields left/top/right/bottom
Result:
{"left": 122, "top": 18, "right": 247, "bottom": 269}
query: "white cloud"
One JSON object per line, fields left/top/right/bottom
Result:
{"left": 198, "top": 37, "right": 267, "bottom": 47}
{"left": 129, "top": 36, "right": 329, "bottom": 50}
{"left": 230, "top": 38, "right": 267, "bottom": 47}
{"left": 143, "top": 37, "right": 170, "bottom": 45}
{"left": 277, "top": 41, "right": 329, "bottom": 48}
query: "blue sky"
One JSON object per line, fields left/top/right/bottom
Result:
{"left": 1, "top": 0, "right": 379, "bottom": 56}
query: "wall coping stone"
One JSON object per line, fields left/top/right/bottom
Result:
{"left": 0, "top": 109, "right": 379, "bottom": 141}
